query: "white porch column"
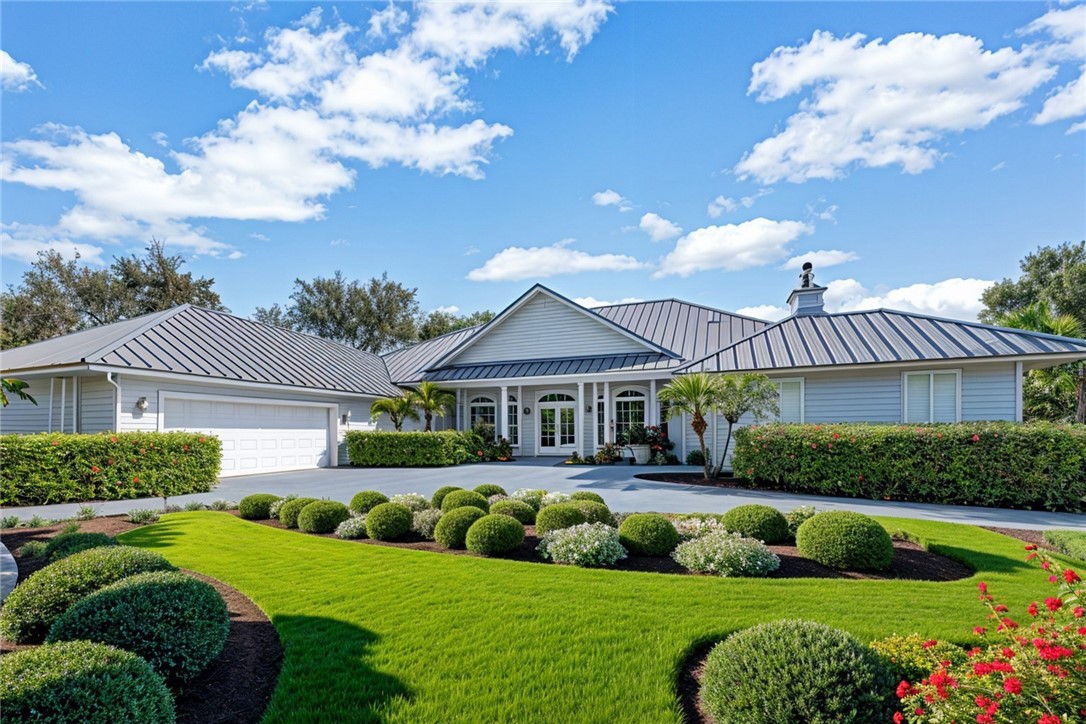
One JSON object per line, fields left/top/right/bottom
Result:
{"left": 498, "top": 385, "right": 508, "bottom": 439}
{"left": 1014, "top": 362, "right": 1023, "bottom": 422}
{"left": 591, "top": 382, "right": 598, "bottom": 448}
{"left": 516, "top": 385, "right": 523, "bottom": 449}
{"left": 60, "top": 378, "right": 67, "bottom": 434}
{"left": 455, "top": 389, "right": 463, "bottom": 431}
{"left": 48, "top": 378, "right": 55, "bottom": 432}
{"left": 576, "top": 381, "right": 585, "bottom": 456}
{"left": 602, "top": 381, "right": 611, "bottom": 443}
{"left": 648, "top": 379, "right": 657, "bottom": 427}
{"left": 680, "top": 411, "right": 687, "bottom": 459}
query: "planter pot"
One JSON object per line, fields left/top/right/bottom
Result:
{"left": 627, "top": 444, "right": 652, "bottom": 465}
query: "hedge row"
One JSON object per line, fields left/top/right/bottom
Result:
{"left": 732, "top": 422, "right": 1086, "bottom": 512}
{"left": 0, "top": 432, "right": 222, "bottom": 506}
{"left": 345, "top": 431, "right": 475, "bottom": 467}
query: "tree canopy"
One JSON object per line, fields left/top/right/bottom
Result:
{"left": 417, "top": 309, "right": 494, "bottom": 341}
{"left": 1, "top": 240, "right": 225, "bottom": 349}
{"left": 980, "top": 241, "right": 1086, "bottom": 330}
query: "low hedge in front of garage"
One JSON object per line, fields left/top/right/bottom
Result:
{"left": 732, "top": 421, "right": 1086, "bottom": 512}
{"left": 0, "top": 432, "right": 222, "bottom": 506}
{"left": 345, "top": 431, "right": 474, "bottom": 467}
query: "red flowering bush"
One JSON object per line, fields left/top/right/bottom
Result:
{"left": 894, "top": 549, "right": 1085, "bottom": 723}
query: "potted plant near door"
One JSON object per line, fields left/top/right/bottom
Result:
{"left": 618, "top": 424, "right": 653, "bottom": 464}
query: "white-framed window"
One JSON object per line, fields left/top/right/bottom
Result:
{"left": 469, "top": 395, "right": 496, "bottom": 429}
{"left": 613, "top": 388, "right": 647, "bottom": 441}
{"left": 772, "top": 378, "right": 804, "bottom": 423}
{"left": 597, "top": 394, "right": 606, "bottom": 446}
{"left": 506, "top": 395, "right": 519, "bottom": 446}
{"left": 903, "top": 370, "right": 961, "bottom": 423}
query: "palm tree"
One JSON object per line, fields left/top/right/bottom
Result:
{"left": 657, "top": 373, "right": 721, "bottom": 480}
{"left": 409, "top": 381, "right": 456, "bottom": 432}
{"left": 997, "top": 303, "right": 1086, "bottom": 422}
{"left": 710, "top": 373, "right": 779, "bottom": 478}
{"left": 1, "top": 378, "right": 36, "bottom": 408}
{"left": 370, "top": 394, "right": 420, "bottom": 432}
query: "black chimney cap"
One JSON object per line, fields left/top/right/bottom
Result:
{"left": 802, "top": 262, "right": 813, "bottom": 272}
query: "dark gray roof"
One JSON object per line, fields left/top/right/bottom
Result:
{"left": 1, "top": 305, "right": 402, "bottom": 397}
{"left": 680, "top": 309, "right": 1086, "bottom": 373}
{"left": 594, "top": 299, "right": 768, "bottom": 361}
{"left": 382, "top": 326, "right": 480, "bottom": 384}
{"left": 426, "top": 352, "right": 678, "bottom": 381}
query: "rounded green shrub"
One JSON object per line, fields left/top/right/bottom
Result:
{"left": 0, "top": 640, "right": 174, "bottom": 723}
{"left": 365, "top": 502, "right": 413, "bottom": 541}
{"left": 701, "top": 619, "right": 896, "bottom": 723}
{"left": 0, "top": 546, "right": 175, "bottom": 643}
{"left": 465, "top": 514, "right": 525, "bottom": 555}
{"left": 431, "top": 486, "right": 463, "bottom": 509}
{"left": 440, "top": 489, "right": 489, "bottom": 513}
{"left": 48, "top": 571, "right": 229, "bottom": 683}
{"left": 473, "top": 483, "right": 507, "bottom": 498}
{"left": 297, "top": 500, "right": 351, "bottom": 534}
{"left": 239, "top": 493, "right": 281, "bottom": 520}
{"left": 278, "top": 497, "right": 319, "bottom": 528}
{"left": 434, "top": 506, "right": 487, "bottom": 549}
{"left": 618, "top": 513, "right": 680, "bottom": 556}
{"left": 869, "top": 634, "right": 969, "bottom": 684}
{"left": 570, "top": 491, "right": 606, "bottom": 505}
{"left": 349, "top": 490, "right": 389, "bottom": 516}
{"left": 534, "top": 502, "right": 587, "bottom": 536}
{"left": 43, "top": 532, "right": 117, "bottom": 561}
{"left": 721, "top": 504, "right": 790, "bottom": 544}
{"left": 796, "top": 511, "right": 894, "bottom": 570}
{"left": 572, "top": 500, "right": 612, "bottom": 525}
{"left": 490, "top": 499, "right": 537, "bottom": 525}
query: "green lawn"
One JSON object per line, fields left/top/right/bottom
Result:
{"left": 119, "top": 513, "right": 1066, "bottom": 723}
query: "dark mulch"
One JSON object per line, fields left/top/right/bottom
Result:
{"left": 677, "top": 641, "right": 716, "bottom": 724}
{"left": 1, "top": 517, "right": 281, "bottom": 724}
{"left": 982, "top": 526, "right": 1048, "bottom": 549}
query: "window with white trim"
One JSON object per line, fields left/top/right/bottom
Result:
{"left": 613, "top": 389, "right": 646, "bottom": 441}
{"left": 506, "top": 395, "right": 519, "bottom": 446}
{"left": 903, "top": 371, "right": 960, "bottom": 423}
{"left": 597, "top": 394, "right": 605, "bottom": 446}
{"left": 773, "top": 379, "right": 804, "bottom": 423}
{"left": 469, "top": 396, "right": 496, "bottom": 428}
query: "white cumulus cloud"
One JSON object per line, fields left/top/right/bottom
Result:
{"left": 824, "top": 277, "right": 994, "bottom": 320}
{"left": 592, "top": 188, "right": 629, "bottom": 209}
{"left": 707, "top": 195, "right": 737, "bottom": 218}
{"left": 655, "top": 218, "right": 813, "bottom": 278}
{"left": 573, "top": 296, "right": 644, "bottom": 308}
{"left": 735, "top": 304, "right": 790, "bottom": 321}
{"left": 1, "top": 50, "right": 42, "bottom": 92}
{"left": 467, "top": 239, "right": 649, "bottom": 281}
{"left": 639, "top": 212, "right": 682, "bottom": 241}
{"left": 782, "top": 249, "right": 859, "bottom": 270}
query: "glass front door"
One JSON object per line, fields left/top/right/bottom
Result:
{"left": 538, "top": 393, "right": 576, "bottom": 454}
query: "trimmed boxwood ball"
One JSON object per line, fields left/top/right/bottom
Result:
{"left": 700, "top": 619, "right": 896, "bottom": 723}
{"left": 278, "top": 497, "right": 319, "bottom": 528}
{"left": 239, "top": 493, "right": 281, "bottom": 520}
{"left": 297, "top": 500, "right": 351, "bottom": 534}
{"left": 473, "top": 483, "right": 507, "bottom": 498}
{"left": 465, "top": 514, "right": 525, "bottom": 555}
{"left": 434, "top": 506, "right": 487, "bottom": 549}
{"left": 722, "top": 504, "right": 790, "bottom": 544}
{"left": 0, "top": 640, "right": 174, "bottom": 723}
{"left": 489, "top": 499, "right": 536, "bottom": 525}
{"left": 440, "top": 489, "right": 489, "bottom": 513}
{"left": 43, "top": 532, "right": 117, "bottom": 561}
{"left": 618, "top": 513, "right": 680, "bottom": 556}
{"left": 534, "top": 502, "right": 587, "bottom": 536}
{"left": 570, "top": 491, "right": 606, "bottom": 505}
{"left": 431, "top": 485, "right": 463, "bottom": 509}
{"left": 0, "top": 546, "right": 175, "bottom": 644}
{"left": 349, "top": 490, "right": 389, "bottom": 516}
{"left": 572, "top": 500, "right": 612, "bottom": 525}
{"left": 365, "top": 502, "right": 414, "bottom": 541}
{"left": 48, "top": 570, "right": 230, "bottom": 683}
{"left": 796, "top": 511, "right": 894, "bottom": 570}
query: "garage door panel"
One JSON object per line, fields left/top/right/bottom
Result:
{"left": 163, "top": 397, "right": 331, "bottom": 477}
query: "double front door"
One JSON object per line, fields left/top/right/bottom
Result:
{"left": 538, "top": 393, "right": 575, "bottom": 454}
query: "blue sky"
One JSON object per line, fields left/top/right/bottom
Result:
{"left": 2, "top": 1, "right": 1084, "bottom": 323}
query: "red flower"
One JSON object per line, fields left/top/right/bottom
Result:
{"left": 978, "top": 582, "right": 988, "bottom": 594}
{"left": 1063, "top": 569, "right": 1081, "bottom": 584}
{"left": 1045, "top": 597, "right": 1063, "bottom": 612}
{"left": 811, "top": 443, "right": 817, "bottom": 448}
{"left": 476, "top": 450, "right": 484, "bottom": 457}
{"left": 139, "top": 448, "right": 145, "bottom": 454}
{"left": 1074, "top": 606, "right": 1084, "bottom": 618}
{"left": 107, "top": 458, "right": 114, "bottom": 465}
{"left": 922, "top": 639, "right": 938, "bottom": 649}
{"left": 893, "top": 713, "right": 904, "bottom": 724}
{"left": 832, "top": 432, "right": 840, "bottom": 439}
{"left": 1024, "top": 544, "right": 1038, "bottom": 551}
{"left": 973, "top": 626, "right": 987, "bottom": 636}
{"left": 1038, "top": 716, "right": 1061, "bottom": 724}
{"left": 994, "top": 604, "right": 1008, "bottom": 613}
{"left": 1003, "top": 678, "right": 1022, "bottom": 695}
{"left": 199, "top": 437, "right": 206, "bottom": 443}
{"left": 1027, "top": 602, "right": 1039, "bottom": 617}
{"left": 51, "top": 440, "right": 60, "bottom": 446}
{"left": 110, "top": 436, "right": 118, "bottom": 443}
{"left": 896, "top": 680, "right": 916, "bottom": 698}
{"left": 971, "top": 434, "right": 980, "bottom": 442}
{"left": 133, "top": 476, "right": 140, "bottom": 483}
{"left": 90, "top": 466, "right": 100, "bottom": 473}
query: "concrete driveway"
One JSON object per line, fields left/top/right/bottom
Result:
{"left": 3, "top": 459, "right": 1084, "bottom": 530}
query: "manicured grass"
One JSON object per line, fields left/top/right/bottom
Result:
{"left": 119, "top": 513, "right": 1074, "bottom": 723}
{"left": 1044, "top": 528, "right": 1086, "bottom": 561}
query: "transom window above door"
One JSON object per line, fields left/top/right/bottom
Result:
{"left": 538, "top": 393, "right": 574, "bottom": 402}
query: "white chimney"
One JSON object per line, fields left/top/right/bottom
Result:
{"left": 787, "top": 262, "right": 826, "bottom": 316}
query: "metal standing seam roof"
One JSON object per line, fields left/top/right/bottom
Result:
{"left": 678, "top": 309, "right": 1086, "bottom": 373}
{"left": 424, "top": 352, "right": 679, "bottom": 382}
{"left": 381, "top": 325, "right": 480, "bottom": 384}
{"left": 0, "top": 305, "right": 403, "bottom": 397}
{"left": 594, "top": 299, "right": 769, "bottom": 361}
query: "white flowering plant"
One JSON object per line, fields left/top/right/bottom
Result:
{"left": 412, "top": 508, "right": 444, "bottom": 540}
{"left": 389, "top": 493, "right": 430, "bottom": 512}
{"left": 672, "top": 531, "right": 780, "bottom": 577}
{"left": 511, "top": 488, "right": 547, "bottom": 510}
{"left": 671, "top": 515, "right": 727, "bottom": 541}
{"left": 537, "top": 522, "right": 628, "bottom": 568}
{"left": 268, "top": 494, "right": 297, "bottom": 519}
{"left": 336, "top": 515, "right": 368, "bottom": 539}
{"left": 540, "top": 491, "right": 571, "bottom": 508}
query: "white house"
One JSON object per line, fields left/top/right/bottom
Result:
{"left": 3, "top": 268, "right": 1085, "bottom": 474}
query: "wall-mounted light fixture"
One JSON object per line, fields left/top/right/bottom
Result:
{"left": 522, "top": 406, "right": 531, "bottom": 415}
{"left": 341, "top": 410, "right": 352, "bottom": 425}
{"left": 585, "top": 402, "right": 593, "bottom": 413}
{"left": 135, "top": 397, "right": 149, "bottom": 411}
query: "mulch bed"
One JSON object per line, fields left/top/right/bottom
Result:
{"left": 1, "top": 517, "right": 281, "bottom": 724}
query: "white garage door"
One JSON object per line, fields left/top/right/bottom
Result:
{"left": 163, "top": 397, "right": 332, "bottom": 477}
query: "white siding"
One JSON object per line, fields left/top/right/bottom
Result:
{"left": 803, "top": 369, "right": 902, "bottom": 423}
{"left": 79, "top": 377, "right": 115, "bottom": 433}
{"left": 453, "top": 294, "right": 651, "bottom": 364}
{"left": 0, "top": 384, "right": 51, "bottom": 433}
{"left": 961, "top": 363, "right": 1017, "bottom": 421}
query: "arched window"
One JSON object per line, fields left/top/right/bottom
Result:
{"left": 469, "top": 396, "right": 496, "bottom": 430}
{"left": 506, "top": 395, "right": 519, "bottom": 446}
{"left": 538, "top": 393, "right": 575, "bottom": 402}
{"left": 614, "top": 388, "right": 646, "bottom": 442}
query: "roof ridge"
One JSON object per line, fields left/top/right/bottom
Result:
{"left": 381, "top": 324, "right": 483, "bottom": 358}
{"left": 873, "top": 308, "right": 1086, "bottom": 346}
{"left": 594, "top": 297, "right": 772, "bottom": 324}
{"left": 80, "top": 305, "right": 193, "bottom": 363}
